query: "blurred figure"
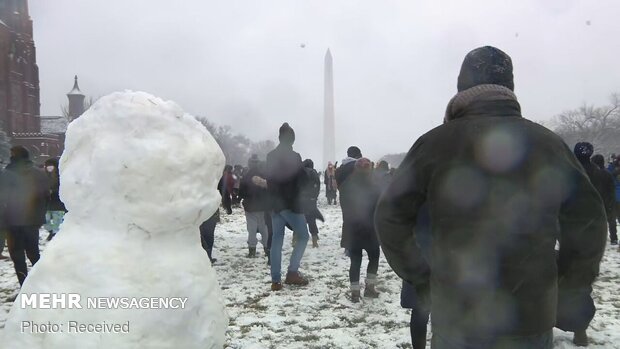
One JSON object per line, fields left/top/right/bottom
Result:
{"left": 376, "top": 46, "right": 606, "bottom": 348}
{"left": 218, "top": 165, "right": 234, "bottom": 215}
{"left": 592, "top": 154, "right": 617, "bottom": 245}
{"left": 607, "top": 155, "right": 620, "bottom": 245}
{"left": 301, "top": 159, "right": 323, "bottom": 248}
{"left": 4, "top": 146, "right": 50, "bottom": 286}
{"left": 232, "top": 164, "right": 244, "bottom": 206}
{"left": 341, "top": 158, "right": 381, "bottom": 302}
{"left": 43, "top": 158, "right": 66, "bottom": 241}
{"left": 266, "top": 123, "right": 310, "bottom": 291}
{"left": 324, "top": 162, "right": 338, "bottom": 205}
{"left": 336, "top": 146, "right": 363, "bottom": 252}
{"left": 373, "top": 160, "right": 392, "bottom": 193}
{"left": 239, "top": 154, "right": 270, "bottom": 258}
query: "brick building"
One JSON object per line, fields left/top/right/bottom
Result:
{"left": 0, "top": 0, "right": 64, "bottom": 162}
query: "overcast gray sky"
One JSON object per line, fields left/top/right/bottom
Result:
{"left": 31, "top": 0, "right": 620, "bottom": 162}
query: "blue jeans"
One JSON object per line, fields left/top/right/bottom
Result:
{"left": 431, "top": 330, "right": 553, "bottom": 349}
{"left": 270, "top": 210, "right": 309, "bottom": 282}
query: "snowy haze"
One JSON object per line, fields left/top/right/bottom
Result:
{"left": 32, "top": 0, "right": 620, "bottom": 163}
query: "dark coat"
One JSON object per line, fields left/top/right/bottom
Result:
{"left": 580, "top": 160, "right": 615, "bottom": 219}
{"left": 4, "top": 160, "right": 50, "bottom": 227}
{"left": 239, "top": 167, "right": 270, "bottom": 212}
{"left": 339, "top": 170, "right": 380, "bottom": 251}
{"left": 46, "top": 171, "right": 66, "bottom": 212}
{"left": 266, "top": 143, "right": 304, "bottom": 213}
{"left": 300, "top": 167, "right": 323, "bottom": 220}
{"left": 376, "top": 98, "right": 607, "bottom": 338}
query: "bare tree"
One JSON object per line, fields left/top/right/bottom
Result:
{"left": 196, "top": 116, "right": 272, "bottom": 166}
{"left": 552, "top": 93, "right": 620, "bottom": 156}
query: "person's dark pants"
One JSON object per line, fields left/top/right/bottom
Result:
{"left": 349, "top": 246, "right": 380, "bottom": 283}
{"left": 411, "top": 309, "right": 430, "bottom": 349}
{"left": 431, "top": 330, "right": 553, "bottom": 349}
{"left": 264, "top": 211, "right": 273, "bottom": 250}
{"left": 608, "top": 211, "right": 618, "bottom": 242}
{"left": 7, "top": 226, "right": 40, "bottom": 286}
{"left": 199, "top": 217, "right": 217, "bottom": 262}
{"left": 222, "top": 194, "right": 232, "bottom": 214}
{"left": 305, "top": 215, "right": 319, "bottom": 237}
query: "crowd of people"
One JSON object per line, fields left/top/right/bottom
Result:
{"left": 201, "top": 46, "right": 618, "bottom": 349}
{"left": 0, "top": 45, "right": 619, "bottom": 349}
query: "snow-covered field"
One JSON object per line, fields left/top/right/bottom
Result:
{"left": 1, "top": 199, "right": 620, "bottom": 348}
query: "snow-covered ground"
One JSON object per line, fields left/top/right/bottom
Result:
{"left": 1, "top": 199, "right": 620, "bottom": 348}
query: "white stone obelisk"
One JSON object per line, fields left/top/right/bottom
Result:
{"left": 323, "top": 49, "right": 336, "bottom": 168}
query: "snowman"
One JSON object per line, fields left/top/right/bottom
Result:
{"left": 2, "top": 91, "right": 228, "bottom": 348}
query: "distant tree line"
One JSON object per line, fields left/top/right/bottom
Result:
{"left": 196, "top": 117, "right": 275, "bottom": 166}
{"left": 552, "top": 93, "right": 620, "bottom": 156}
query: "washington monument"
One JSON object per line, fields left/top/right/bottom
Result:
{"left": 323, "top": 49, "right": 336, "bottom": 168}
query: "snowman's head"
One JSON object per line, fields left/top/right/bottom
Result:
{"left": 59, "top": 91, "right": 225, "bottom": 234}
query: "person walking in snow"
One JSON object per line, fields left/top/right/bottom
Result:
{"left": 376, "top": 46, "right": 606, "bottom": 348}
{"left": 607, "top": 156, "right": 620, "bottom": 246}
{"left": 592, "top": 154, "right": 617, "bottom": 245}
{"left": 336, "top": 146, "right": 363, "bottom": 251}
{"left": 340, "top": 157, "right": 381, "bottom": 302}
{"left": 553, "top": 142, "right": 613, "bottom": 346}
{"left": 4, "top": 146, "right": 50, "bottom": 286}
{"left": 265, "top": 123, "right": 310, "bottom": 291}
{"left": 301, "top": 159, "right": 323, "bottom": 248}
{"left": 43, "top": 158, "right": 66, "bottom": 241}
{"left": 239, "top": 154, "right": 270, "bottom": 258}
{"left": 218, "top": 165, "right": 234, "bottom": 215}
{"left": 324, "top": 162, "right": 338, "bottom": 205}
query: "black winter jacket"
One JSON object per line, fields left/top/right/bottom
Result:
{"left": 266, "top": 143, "right": 304, "bottom": 213}
{"left": 4, "top": 160, "right": 50, "bottom": 227}
{"left": 376, "top": 97, "right": 606, "bottom": 339}
{"left": 239, "top": 167, "right": 270, "bottom": 212}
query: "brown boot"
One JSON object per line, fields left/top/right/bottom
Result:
{"left": 271, "top": 282, "right": 283, "bottom": 291}
{"left": 573, "top": 330, "right": 589, "bottom": 347}
{"left": 312, "top": 235, "right": 319, "bottom": 248}
{"left": 284, "top": 271, "right": 308, "bottom": 286}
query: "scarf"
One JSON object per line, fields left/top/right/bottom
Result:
{"left": 444, "top": 84, "right": 519, "bottom": 123}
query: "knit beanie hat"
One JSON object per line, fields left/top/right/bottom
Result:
{"left": 573, "top": 142, "right": 594, "bottom": 160}
{"left": 457, "top": 46, "right": 514, "bottom": 92}
{"left": 347, "top": 146, "right": 362, "bottom": 159}
{"left": 278, "top": 123, "right": 295, "bottom": 144}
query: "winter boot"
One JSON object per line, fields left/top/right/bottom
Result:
{"left": 351, "top": 282, "right": 361, "bottom": 303}
{"left": 364, "top": 274, "right": 380, "bottom": 298}
{"left": 271, "top": 282, "right": 283, "bottom": 291}
{"left": 247, "top": 247, "right": 257, "bottom": 258}
{"left": 611, "top": 240, "right": 618, "bottom": 246}
{"left": 573, "top": 330, "right": 589, "bottom": 347}
{"left": 265, "top": 248, "right": 271, "bottom": 266}
{"left": 312, "top": 235, "right": 319, "bottom": 248}
{"left": 284, "top": 271, "right": 309, "bottom": 286}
